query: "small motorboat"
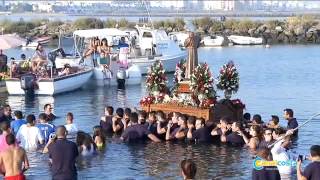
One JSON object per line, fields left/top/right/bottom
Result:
{"left": 228, "top": 35, "right": 263, "bottom": 45}
{"left": 22, "top": 36, "right": 52, "bottom": 49}
{"left": 202, "top": 35, "right": 225, "bottom": 46}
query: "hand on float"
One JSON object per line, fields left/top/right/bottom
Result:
{"left": 285, "top": 129, "right": 295, "bottom": 136}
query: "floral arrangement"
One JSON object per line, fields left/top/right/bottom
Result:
{"left": 173, "top": 59, "right": 186, "bottom": 84}
{"left": 140, "top": 96, "right": 155, "bottom": 106}
{"left": 172, "top": 59, "right": 186, "bottom": 94}
{"left": 145, "top": 60, "right": 168, "bottom": 96}
{"left": 217, "top": 61, "right": 240, "bottom": 99}
{"left": 190, "top": 63, "right": 216, "bottom": 108}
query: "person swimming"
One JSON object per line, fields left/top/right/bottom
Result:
{"left": 93, "top": 126, "right": 106, "bottom": 150}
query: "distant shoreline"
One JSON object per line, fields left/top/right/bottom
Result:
{"left": 1, "top": 11, "right": 320, "bottom": 19}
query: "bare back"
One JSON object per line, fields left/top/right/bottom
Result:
{"left": 0, "top": 146, "right": 28, "bottom": 176}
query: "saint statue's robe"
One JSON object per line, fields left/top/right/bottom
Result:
{"left": 184, "top": 33, "right": 201, "bottom": 79}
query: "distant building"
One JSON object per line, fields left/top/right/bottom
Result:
{"left": 33, "top": 3, "right": 54, "bottom": 13}
{"left": 203, "top": 0, "right": 236, "bottom": 11}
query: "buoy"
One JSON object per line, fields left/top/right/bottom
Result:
{"left": 265, "top": 44, "right": 270, "bottom": 48}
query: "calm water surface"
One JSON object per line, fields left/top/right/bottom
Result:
{"left": 1, "top": 44, "right": 320, "bottom": 179}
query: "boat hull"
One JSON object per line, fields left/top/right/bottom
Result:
{"left": 56, "top": 57, "right": 142, "bottom": 86}
{"left": 228, "top": 35, "right": 263, "bottom": 45}
{"left": 203, "top": 36, "right": 224, "bottom": 46}
{"left": 5, "top": 69, "right": 93, "bottom": 95}
{"left": 130, "top": 52, "right": 187, "bottom": 74}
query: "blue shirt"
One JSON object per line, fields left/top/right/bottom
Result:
{"left": 10, "top": 119, "right": 27, "bottom": 135}
{"left": 118, "top": 41, "right": 129, "bottom": 49}
{"left": 36, "top": 123, "right": 55, "bottom": 143}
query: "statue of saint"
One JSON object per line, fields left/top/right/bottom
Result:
{"left": 184, "top": 32, "right": 201, "bottom": 80}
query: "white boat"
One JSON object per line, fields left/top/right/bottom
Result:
{"left": 129, "top": 25, "right": 187, "bottom": 74}
{"left": 202, "top": 35, "right": 225, "bottom": 46}
{"left": 5, "top": 62, "right": 93, "bottom": 95}
{"left": 22, "top": 36, "right": 52, "bottom": 49}
{"left": 168, "top": 32, "right": 189, "bottom": 47}
{"left": 228, "top": 35, "right": 263, "bottom": 45}
{"left": 55, "top": 28, "right": 142, "bottom": 86}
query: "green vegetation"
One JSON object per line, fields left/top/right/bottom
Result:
{"left": 1, "top": 16, "right": 319, "bottom": 44}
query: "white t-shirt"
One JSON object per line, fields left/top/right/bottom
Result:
{"left": 271, "top": 139, "right": 292, "bottom": 175}
{"left": 16, "top": 124, "right": 43, "bottom": 151}
{"left": 64, "top": 123, "right": 78, "bottom": 135}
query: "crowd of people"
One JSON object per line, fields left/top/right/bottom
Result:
{"left": 0, "top": 103, "right": 319, "bottom": 180}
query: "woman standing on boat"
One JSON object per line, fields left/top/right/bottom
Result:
{"left": 32, "top": 44, "right": 48, "bottom": 72}
{"left": 97, "top": 38, "right": 111, "bottom": 69}
{"left": 83, "top": 37, "right": 99, "bottom": 67}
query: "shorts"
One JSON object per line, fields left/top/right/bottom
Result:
{"left": 5, "top": 174, "right": 26, "bottom": 180}
{"left": 99, "top": 57, "right": 110, "bottom": 65}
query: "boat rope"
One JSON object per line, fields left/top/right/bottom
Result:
{"left": 268, "top": 112, "right": 320, "bottom": 148}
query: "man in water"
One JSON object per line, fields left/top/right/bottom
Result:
{"left": 44, "top": 104, "right": 56, "bottom": 121}
{"left": 100, "top": 106, "right": 114, "bottom": 135}
{"left": 297, "top": 145, "right": 320, "bottom": 180}
{"left": 258, "top": 128, "right": 275, "bottom": 149}
{"left": 180, "top": 159, "right": 197, "bottom": 180}
{"left": 0, "top": 105, "right": 13, "bottom": 124}
{"left": 121, "top": 112, "right": 160, "bottom": 143}
{"left": 36, "top": 113, "right": 55, "bottom": 144}
{"left": 44, "top": 126, "right": 78, "bottom": 180}
{"left": 10, "top": 111, "right": 26, "bottom": 135}
{"left": 187, "top": 117, "right": 212, "bottom": 143}
{"left": 283, "top": 108, "right": 298, "bottom": 136}
{"left": 0, "top": 133, "right": 29, "bottom": 180}
{"left": 221, "top": 122, "right": 245, "bottom": 146}
{"left": 16, "top": 114, "right": 44, "bottom": 151}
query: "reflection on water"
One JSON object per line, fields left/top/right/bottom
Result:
{"left": 2, "top": 45, "right": 320, "bottom": 179}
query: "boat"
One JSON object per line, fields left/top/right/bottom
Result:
{"left": 202, "top": 35, "right": 225, "bottom": 46}
{"left": 54, "top": 28, "right": 142, "bottom": 87}
{"left": 5, "top": 61, "right": 93, "bottom": 95}
{"left": 228, "top": 35, "right": 263, "bottom": 45}
{"left": 129, "top": 25, "right": 187, "bottom": 74}
{"left": 168, "top": 32, "right": 189, "bottom": 47}
{"left": 22, "top": 36, "right": 52, "bottom": 49}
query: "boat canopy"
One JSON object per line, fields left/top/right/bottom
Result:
{"left": 73, "top": 28, "right": 128, "bottom": 39}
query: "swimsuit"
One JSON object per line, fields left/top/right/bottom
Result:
{"left": 5, "top": 174, "right": 26, "bottom": 180}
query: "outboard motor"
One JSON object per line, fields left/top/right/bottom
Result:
{"left": 116, "top": 68, "right": 126, "bottom": 89}
{"left": 48, "top": 51, "right": 57, "bottom": 69}
{"left": 20, "top": 74, "right": 36, "bottom": 96}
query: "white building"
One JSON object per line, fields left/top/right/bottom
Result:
{"left": 203, "top": 0, "right": 235, "bottom": 11}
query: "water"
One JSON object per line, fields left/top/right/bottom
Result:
{"left": 1, "top": 44, "right": 320, "bottom": 179}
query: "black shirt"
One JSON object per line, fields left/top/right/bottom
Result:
{"left": 303, "top": 161, "right": 320, "bottom": 180}
{"left": 192, "top": 127, "right": 212, "bottom": 143}
{"left": 121, "top": 124, "right": 151, "bottom": 142}
{"left": 226, "top": 132, "right": 245, "bottom": 146}
{"left": 47, "top": 113, "right": 56, "bottom": 121}
{"left": 287, "top": 118, "right": 299, "bottom": 135}
{"left": 48, "top": 139, "right": 79, "bottom": 180}
{"left": 146, "top": 122, "right": 157, "bottom": 136}
{"left": 100, "top": 116, "right": 113, "bottom": 135}
{"left": 252, "top": 166, "right": 281, "bottom": 180}
{"left": 0, "top": 54, "right": 7, "bottom": 73}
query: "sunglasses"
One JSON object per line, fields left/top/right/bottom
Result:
{"left": 265, "top": 133, "right": 272, "bottom": 135}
